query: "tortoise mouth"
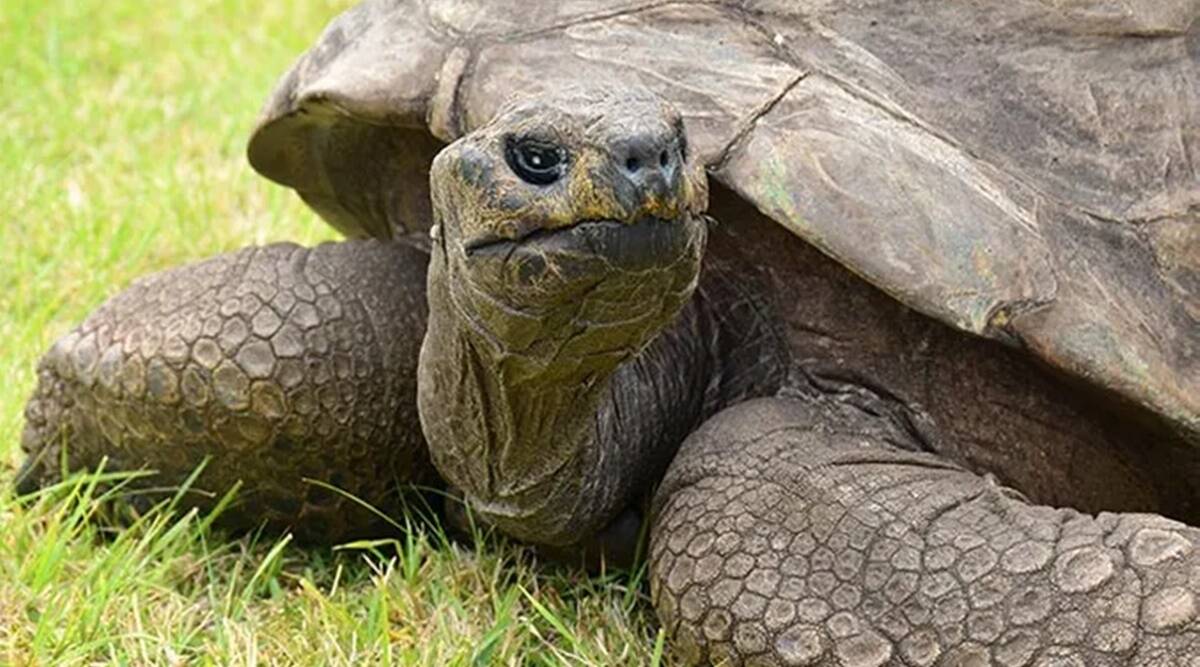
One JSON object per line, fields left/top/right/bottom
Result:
{"left": 461, "top": 215, "right": 701, "bottom": 273}
{"left": 462, "top": 219, "right": 624, "bottom": 256}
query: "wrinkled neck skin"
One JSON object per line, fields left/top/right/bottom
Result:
{"left": 417, "top": 246, "right": 785, "bottom": 547}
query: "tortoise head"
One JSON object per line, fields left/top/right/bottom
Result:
{"left": 418, "top": 87, "right": 709, "bottom": 541}
{"left": 424, "top": 86, "right": 709, "bottom": 374}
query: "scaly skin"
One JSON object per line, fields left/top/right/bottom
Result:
{"left": 19, "top": 240, "right": 433, "bottom": 541}
{"left": 652, "top": 398, "right": 1200, "bottom": 665}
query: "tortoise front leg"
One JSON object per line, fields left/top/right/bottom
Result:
{"left": 16, "top": 239, "right": 435, "bottom": 542}
{"left": 651, "top": 398, "right": 1200, "bottom": 666}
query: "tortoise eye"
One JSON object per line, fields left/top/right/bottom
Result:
{"left": 506, "top": 138, "right": 565, "bottom": 186}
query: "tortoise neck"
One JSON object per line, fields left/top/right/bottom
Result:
{"left": 417, "top": 253, "right": 787, "bottom": 547}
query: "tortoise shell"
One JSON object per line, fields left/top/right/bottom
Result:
{"left": 248, "top": 0, "right": 1200, "bottom": 442}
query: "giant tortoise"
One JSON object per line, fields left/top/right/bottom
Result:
{"left": 16, "top": 1, "right": 1200, "bottom": 664}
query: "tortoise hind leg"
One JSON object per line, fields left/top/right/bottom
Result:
{"left": 651, "top": 397, "right": 1200, "bottom": 666}
{"left": 16, "top": 239, "right": 435, "bottom": 542}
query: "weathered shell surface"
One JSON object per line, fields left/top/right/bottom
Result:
{"left": 249, "top": 0, "right": 1200, "bottom": 441}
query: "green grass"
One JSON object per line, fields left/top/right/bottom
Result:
{"left": 0, "top": 2, "right": 662, "bottom": 664}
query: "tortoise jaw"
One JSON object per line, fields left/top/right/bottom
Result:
{"left": 440, "top": 211, "right": 706, "bottom": 349}
{"left": 461, "top": 217, "right": 667, "bottom": 254}
{"left": 460, "top": 215, "right": 704, "bottom": 274}
{"left": 460, "top": 223, "right": 575, "bottom": 257}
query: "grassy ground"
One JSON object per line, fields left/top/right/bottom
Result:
{"left": 0, "top": 2, "right": 663, "bottom": 664}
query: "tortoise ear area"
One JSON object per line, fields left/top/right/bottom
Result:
{"left": 429, "top": 141, "right": 479, "bottom": 241}
{"left": 452, "top": 142, "right": 498, "bottom": 189}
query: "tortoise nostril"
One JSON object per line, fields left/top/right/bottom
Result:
{"left": 615, "top": 134, "right": 676, "bottom": 190}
